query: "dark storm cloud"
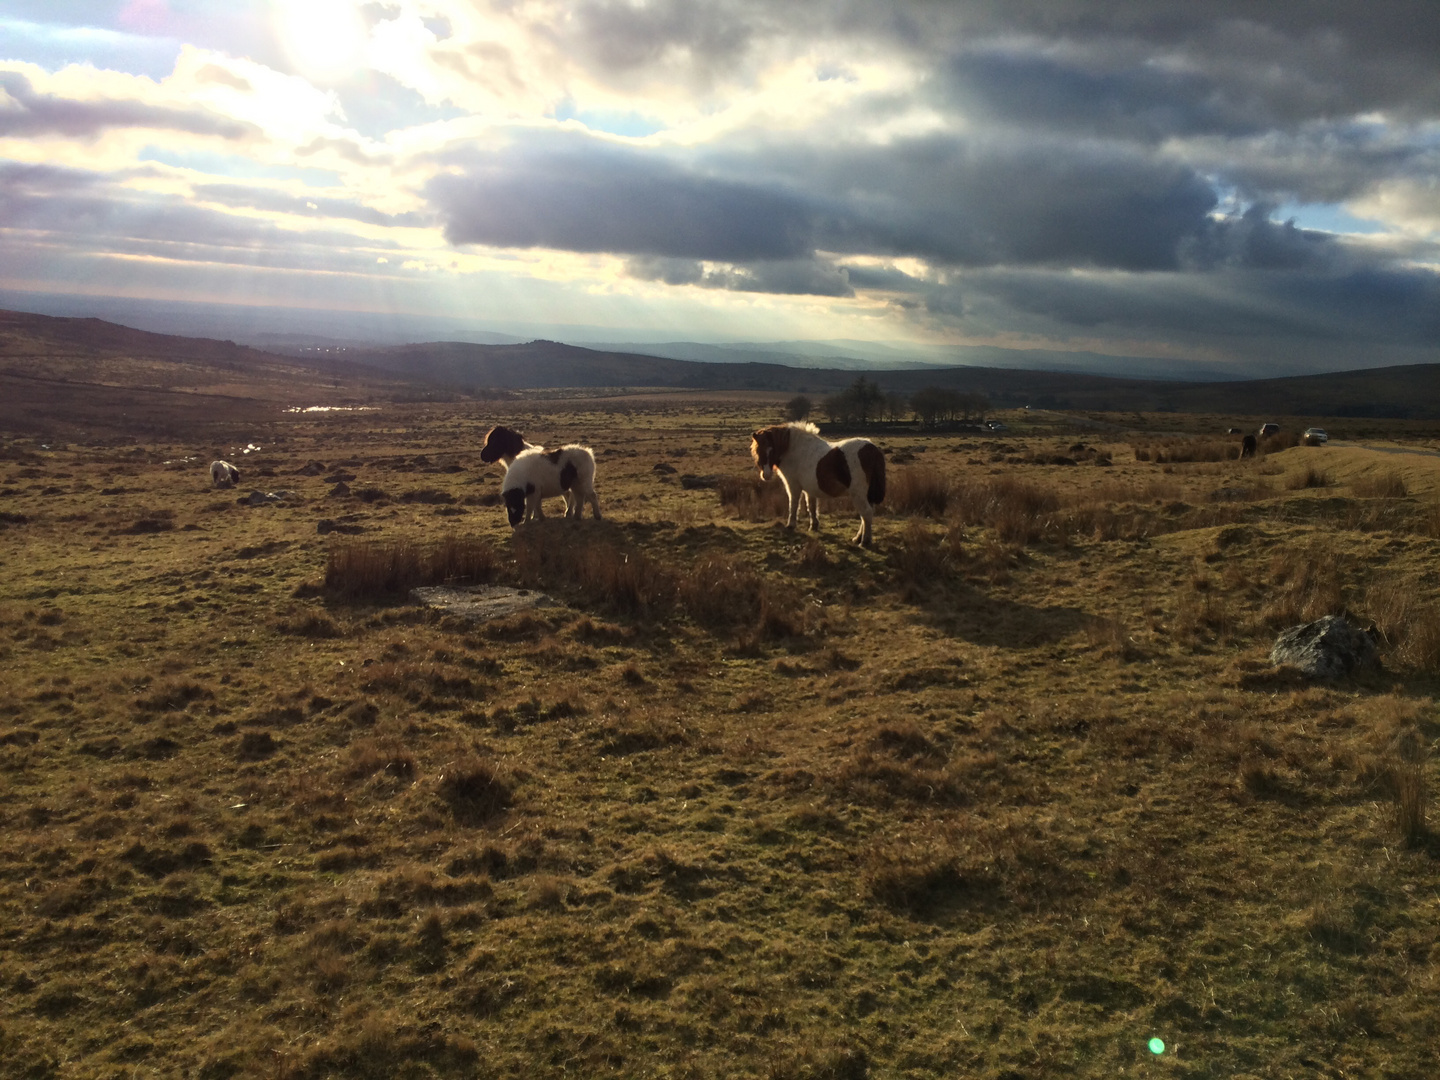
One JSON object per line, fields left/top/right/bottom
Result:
{"left": 840, "top": 264, "right": 926, "bottom": 291}
{"left": 798, "top": 135, "right": 1218, "bottom": 270}
{"left": 562, "top": 0, "right": 758, "bottom": 77}
{"left": 626, "top": 255, "right": 853, "bottom": 296}
{"left": 1181, "top": 205, "right": 1341, "bottom": 272}
{"left": 940, "top": 48, "right": 1273, "bottom": 142}
{"left": 429, "top": 142, "right": 819, "bottom": 261}
{"left": 0, "top": 71, "right": 254, "bottom": 139}
{"left": 961, "top": 261, "right": 1440, "bottom": 352}
{"left": 429, "top": 131, "right": 1219, "bottom": 282}
{"left": 542, "top": 2, "right": 1440, "bottom": 120}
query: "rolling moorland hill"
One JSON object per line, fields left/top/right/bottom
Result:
{"left": 330, "top": 338, "right": 1440, "bottom": 419}
{"left": 0, "top": 310, "right": 419, "bottom": 439}
{"left": 2, "top": 308, "right": 1439, "bottom": 432}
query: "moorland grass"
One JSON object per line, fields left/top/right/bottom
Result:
{"left": 1, "top": 403, "right": 1439, "bottom": 1079}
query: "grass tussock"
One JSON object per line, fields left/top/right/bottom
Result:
{"left": 888, "top": 465, "right": 951, "bottom": 517}
{"left": 1132, "top": 437, "right": 1238, "bottom": 463}
{"left": 274, "top": 609, "right": 343, "bottom": 638}
{"left": 1261, "top": 541, "right": 1346, "bottom": 628}
{"left": 1393, "top": 763, "right": 1428, "bottom": 847}
{"left": 1286, "top": 465, "right": 1332, "bottom": 490}
{"left": 344, "top": 738, "right": 416, "bottom": 782}
{"left": 325, "top": 536, "right": 497, "bottom": 596}
{"left": 1363, "top": 576, "right": 1440, "bottom": 672}
{"left": 437, "top": 755, "right": 514, "bottom": 823}
{"left": 512, "top": 530, "right": 805, "bottom": 639}
{"left": 1351, "top": 469, "right": 1408, "bottom": 499}
{"left": 719, "top": 473, "right": 789, "bottom": 521}
{"left": 950, "top": 476, "right": 1060, "bottom": 544}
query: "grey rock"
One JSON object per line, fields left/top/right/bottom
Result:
{"left": 1271, "top": 615, "right": 1379, "bottom": 679}
{"left": 240, "top": 489, "right": 299, "bottom": 506}
{"left": 410, "top": 584, "right": 555, "bottom": 621}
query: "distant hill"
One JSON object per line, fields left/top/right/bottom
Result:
{"left": 574, "top": 338, "right": 1230, "bottom": 380}
{"left": 0, "top": 309, "right": 414, "bottom": 438}
{"left": 2, "top": 310, "right": 1438, "bottom": 439}
{"left": 347, "top": 337, "right": 1440, "bottom": 419}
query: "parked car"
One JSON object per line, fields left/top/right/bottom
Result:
{"left": 1303, "top": 427, "right": 1328, "bottom": 445}
{"left": 1258, "top": 422, "right": 1280, "bottom": 437}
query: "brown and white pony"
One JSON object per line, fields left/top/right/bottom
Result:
{"left": 501, "top": 445, "right": 602, "bottom": 526}
{"left": 479, "top": 425, "right": 535, "bottom": 466}
{"left": 750, "top": 422, "right": 886, "bottom": 547}
{"left": 481, "top": 425, "right": 594, "bottom": 519}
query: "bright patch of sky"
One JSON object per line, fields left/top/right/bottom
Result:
{"left": 552, "top": 101, "right": 667, "bottom": 138}
{"left": 0, "top": 17, "right": 181, "bottom": 79}
{"left": 138, "top": 146, "right": 341, "bottom": 188}
{"left": 1275, "top": 202, "right": 1387, "bottom": 237}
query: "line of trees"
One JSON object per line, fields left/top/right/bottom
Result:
{"left": 909, "top": 386, "right": 990, "bottom": 426}
{"left": 806, "top": 378, "right": 990, "bottom": 426}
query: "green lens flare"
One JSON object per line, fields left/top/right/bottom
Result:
{"left": 1148, "top": 1037, "right": 1166, "bottom": 1055}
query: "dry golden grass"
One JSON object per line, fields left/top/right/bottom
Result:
{"left": 3, "top": 400, "right": 1440, "bottom": 1080}
{"left": 1351, "top": 468, "right": 1409, "bottom": 499}
{"left": 325, "top": 536, "right": 497, "bottom": 594}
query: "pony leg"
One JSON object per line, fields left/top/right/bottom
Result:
{"left": 784, "top": 484, "right": 800, "bottom": 530}
{"left": 855, "top": 507, "right": 873, "bottom": 547}
{"left": 807, "top": 491, "right": 820, "bottom": 531}
{"left": 588, "top": 488, "right": 602, "bottom": 520}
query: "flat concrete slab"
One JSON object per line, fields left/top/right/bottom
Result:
{"left": 410, "top": 584, "right": 555, "bottom": 621}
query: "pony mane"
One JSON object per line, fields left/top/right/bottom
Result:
{"left": 788, "top": 421, "right": 820, "bottom": 435}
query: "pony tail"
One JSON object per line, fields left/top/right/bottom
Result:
{"left": 860, "top": 442, "right": 886, "bottom": 505}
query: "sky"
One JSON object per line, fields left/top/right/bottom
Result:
{"left": 2, "top": 1, "right": 1439, "bottom": 376}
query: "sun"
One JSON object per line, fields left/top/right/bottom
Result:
{"left": 273, "top": 0, "right": 369, "bottom": 84}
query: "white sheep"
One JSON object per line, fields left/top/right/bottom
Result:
{"left": 500, "top": 445, "right": 601, "bottom": 526}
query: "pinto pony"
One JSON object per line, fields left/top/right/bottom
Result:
{"left": 479, "top": 425, "right": 535, "bottom": 466}
{"left": 210, "top": 460, "right": 241, "bottom": 488}
{"left": 482, "top": 425, "right": 593, "bottom": 518}
{"left": 500, "top": 445, "right": 602, "bottom": 527}
{"left": 750, "top": 422, "right": 886, "bottom": 547}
